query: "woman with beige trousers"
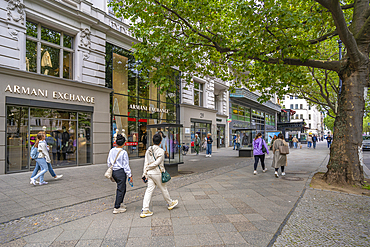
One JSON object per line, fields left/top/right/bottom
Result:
{"left": 140, "top": 133, "right": 178, "bottom": 218}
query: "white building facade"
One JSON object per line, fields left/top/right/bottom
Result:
{"left": 283, "top": 95, "right": 324, "bottom": 136}
{"left": 180, "top": 77, "right": 229, "bottom": 153}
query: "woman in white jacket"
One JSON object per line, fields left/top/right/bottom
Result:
{"left": 140, "top": 133, "right": 178, "bottom": 218}
{"left": 30, "top": 132, "right": 50, "bottom": 185}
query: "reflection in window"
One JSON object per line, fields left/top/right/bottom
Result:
{"left": 78, "top": 113, "right": 92, "bottom": 164}
{"left": 26, "top": 40, "right": 37, "bottom": 73}
{"left": 25, "top": 20, "right": 73, "bottom": 79}
{"left": 6, "top": 106, "right": 29, "bottom": 172}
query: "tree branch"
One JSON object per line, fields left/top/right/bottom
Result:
{"left": 308, "top": 30, "right": 338, "bottom": 44}
{"left": 250, "top": 56, "right": 340, "bottom": 71}
{"left": 316, "top": 0, "right": 363, "bottom": 66}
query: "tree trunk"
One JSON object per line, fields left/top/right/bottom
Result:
{"left": 324, "top": 65, "right": 367, "bottom": 186}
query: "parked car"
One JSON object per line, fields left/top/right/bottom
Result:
{"left": 363, "top": 135, "right": 370, "bottom": 150}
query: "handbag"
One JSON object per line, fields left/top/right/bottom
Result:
{"left": 261, "top": 139, "right": 267, "bottom": 153}
{"left": 105, "top": 149, "right": 123, "bottom": 182}
{"left": 152, "top": 147, "right": 171, "bottom": 183}
{"left": 278, "top": 141, "right": 290, "bottom": 155}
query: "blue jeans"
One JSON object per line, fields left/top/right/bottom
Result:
{"left": 233, "top": 142, "right": 236, "bottom": 150}
{"left": 206, "top": 143, "right": 212, "bottom": 155}
{"left": 313, "top": 142, "right": 316, "bottom": 149}
{"left": 31, "top": 162, "right": 56, "bottom": 178}
{"left": 293, "top": 142, "right": 297, "bottom": 148}
{"left": 327, "top": 141, "right": 331, "bottom": 148}
{"left": 307, "top": 142, "right": 312, "bottom": 148}
{"left": 32, "top": 158, "right": 49, "bottom": 183}
{"left": 236, "top": 143, "right": 240, "bottom": 150}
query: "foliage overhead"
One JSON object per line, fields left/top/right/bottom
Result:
{"left": 109, "top": 0, "right": 354, "bottom": 102}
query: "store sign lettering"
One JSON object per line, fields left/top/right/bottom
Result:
{"left": 4, "top": 85, "right": 95, "bottom": 104}
{"left": 129, "top": 104, "right": 169, "bottom": 113}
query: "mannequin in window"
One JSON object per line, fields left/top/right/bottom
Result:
{"left": 41, "top": 51, "right": 52, "bottom": 75}
{"left": 61, "top": 126, "right": 70, "bottom": 161}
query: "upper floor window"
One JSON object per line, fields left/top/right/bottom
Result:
{"left": 309, "top": 114, "right": 311, "bottom": 120}
{"left": 290, "top": 104, "right": 293, "bottom": 109}
{"left": 26, "top": 21, "right": 73, "bottom": 79}
{"left": 295, "top": 95, "right": 298, "bottom": 99}
{"left": 300, "top": 114, "right": 303, "bottom": 119}
{"left": 295, "top": 104, "right": 298, "bottom": 109}
{"left": 290, "top": 95, "right": 293, "bottom": 99}
{"left": 193, "top": 81, "right": 203, "bottom": 106}
{"left": 300, "top": 104, "right": 303, "bottom": 109}
{"left": 308, "top": 105, "right": 311, "bottom": 110}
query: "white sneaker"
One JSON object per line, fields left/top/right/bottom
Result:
{"left": 30, "top": 178, "right": 39, "bottom": 185}
{"left": 39, "top": 181, "right": 48, "bottom": 185}
{"left": 263, "top": 168, "right": 267, "bottom": 173}
{"left": 254, "top": 170, "right": 257, "bottom": 175}
{"left": 113, "top": 208, "right": 127, "bottom": 214}
{"left": 140, "top": 210, "right": 154, "bottom": 218}
{"left": 54, "top": 175, "right": 63, "bottom": 180}
{"left": 30, "top": 178, "right": 36, "bottom": 185}
{"left": 275, "top": 172, "right": 279, "bottom": 178}
{"left": 209, "top": 155, "right": 211, "bottom": 158}
{"left": 282, "top": 172, "right": 286, "bottom": 176}
{"left": 168, "top": 200, "right": 178, "bottom": 210}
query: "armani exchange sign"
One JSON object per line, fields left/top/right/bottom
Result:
{"left": 129, "top": 104, "right": 169, "bottom": 113}
{"left": 4, "top": 85, "right": 95, "bottom": 104}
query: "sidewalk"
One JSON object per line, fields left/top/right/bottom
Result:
{"left": 1, "top": 142, "right": 330, "bottom": 246}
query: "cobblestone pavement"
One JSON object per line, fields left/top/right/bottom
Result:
{"left": 273, "top": 189, "right": 370, "bottom": 246}
{"left": 1, "top": 143, "right": 330, "bottom": 246}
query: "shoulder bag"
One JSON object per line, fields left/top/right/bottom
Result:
{"left": 152, "top": 147, "right": 171, "bottom": 183}
{"left": 278, "top": 140, "right": 290, "bottom": 155}
{"left": 105, "top": 149, "right": 123, "bottom": 182}
{"left": 261, "top": 139, "right": 267, "bottom": 153}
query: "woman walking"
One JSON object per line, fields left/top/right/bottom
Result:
{"left": 107, "top": 134, "right": 132, "bottom": 214}
{"left": 252, "top": 133, "right": 269, "bottom": 175}
{"left": 141, "top": 133, "right": 178, "bottom": 217}
{"left": 272, "top": 133, "right": 288, "bottom": 178}
{"left": 194, "top": 134, "right": 200, "bottom": 155}
{"left": 206, "top": 133, "right": 213, "bottom": 157}
{"left": 30, "top": 132, "right": 50, "bottom": 186}
{"left": 292, "top": 136, "right": 298, "bottom": 149}
{"left": 236, "top": 134, "right": 241, "bottom": 150}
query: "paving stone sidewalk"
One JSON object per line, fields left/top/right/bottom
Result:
{"left": 2, "top": 142, "right": 330, "bottom": 246}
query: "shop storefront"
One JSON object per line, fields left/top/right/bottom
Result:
{"left": 0, "top": 67, "right": 111, "bottom": 174}
{"left": 191, "top": 119, "right": 212, "bottom": 153}
{"left": 106, "top": 44, "right": 180, "bottom": 158}
{"left": 229, "top": 89, "right": 280, "bottom": 146}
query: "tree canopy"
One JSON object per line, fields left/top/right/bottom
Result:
{"left": 109, "top": 0, "right": 355, "bottom": 99}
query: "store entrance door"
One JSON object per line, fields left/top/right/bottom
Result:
{"left": 193, "top": 122, "right": 211, "bottom": 152}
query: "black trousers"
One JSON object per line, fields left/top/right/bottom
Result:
{"left": 254, "top": 155, "right": 265, "bottom": 170}
{"left": 112, "top": 168, "right": 127, "bottom": 209}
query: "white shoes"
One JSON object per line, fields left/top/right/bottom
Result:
{"left": 140, "top": 210, "right": 154, "bottom": 218}
{"left": 263, "top": 168, "right": 267, "bottom": 173}
{"left": 275, "top": 171, "right": 279, "bottom": 178}
{"left": 168, "top": 200, "right": 179, "bottom": 210}
{"left": 206, "top": 154, "right": 211, "bottom": 158}
{"left": 30, "top": 178, "right": 36, "bottom": 185}
{"left": 254, "top": 170, "right": 257, "bottom": 175}
{"left": 281, "top": 172, "right": 286, "bottom": 176}
{"left": 113, "top": 208, "right": 127, "bottom": 214}
{"left": 54, "top": 175, "right": 63, "bottom": 180}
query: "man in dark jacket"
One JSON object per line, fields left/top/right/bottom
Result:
{"left": 312, "top": 135, "right": 318, "bottom": 149}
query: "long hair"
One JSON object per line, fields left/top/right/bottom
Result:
{"left": 34, "top": 131, "right": 44, "bottom": 148}
{"left": 254, "top": 133, "right": 262, "bottom": 141}
{"left": 278, "top": 133, "right": 284, "bottom": 139}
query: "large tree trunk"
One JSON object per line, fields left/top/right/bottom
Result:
{"left": 324, "top": 65, "right": 367, "bottom": 186}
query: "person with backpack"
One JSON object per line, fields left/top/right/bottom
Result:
{"left": 30, "top": 132, "right": 63, "bottom": 184}
{"left": 206, "top": 133, "right": 213, "bottom": 157}
{"left": 194, "top": 134, "right": 200, "bottom": 155}
{"left": 107, "top": 134, "right": 132, "bottom": 214}
{"left": 312, "top": 134, "right": 318, "bottom": 149}
{"left": 232, "top": 134, "right": 237, "bottom": 150}
{"left": 140, "top": 133, "right": 178, "bottom": 218}
{"left": 272, "top": 133, "right": 288, "bottom": 178}
{"left": 253, "top": 133, "right": 269, "bottom": 175}
{"left": 30, "top": 132, "right": 50, "bottom": 186}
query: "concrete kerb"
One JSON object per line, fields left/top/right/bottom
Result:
{"left": 267, "top": 153, "right": 330, "bottom": 247}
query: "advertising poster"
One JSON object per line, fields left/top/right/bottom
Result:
{"left": 266, "top": 131, "right": 281, "bottom": 146}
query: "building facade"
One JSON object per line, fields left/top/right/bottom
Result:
{"left": 0, "top": 0, "right": 180, "bottom": 174}
{"left": 282, "top": 95, "right": 323, "bottom": 136}
{"left": 180, "top": 77, "right": 229, "bottom": 152}
{"left": 229, "top": 89, "right": 281, "bottom": 146}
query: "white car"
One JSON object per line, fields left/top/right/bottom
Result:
{"left": 363, "top": 136, "right": 370, "bottom": 150}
